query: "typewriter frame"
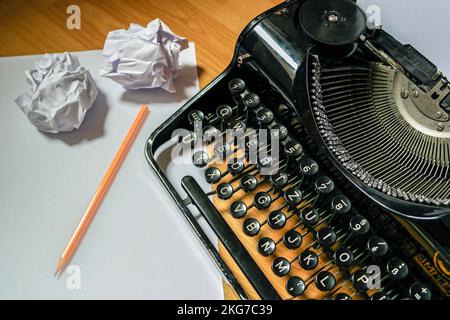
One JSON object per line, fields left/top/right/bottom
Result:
{"left": 145, "top": 0, "right": 450, "bottom": 300}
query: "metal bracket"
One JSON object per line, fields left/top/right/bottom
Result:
{"left": 408, "top": 78, "right": 450, "bottom": 123}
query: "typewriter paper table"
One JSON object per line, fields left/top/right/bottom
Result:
{"left": 0, "top": 45, "right": 224, "bottom": 299}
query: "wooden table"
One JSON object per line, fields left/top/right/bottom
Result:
{"left": 0, "top": 0, "right": 283, "bottom": 299}
{"left": 0, "top": 0, "right": 282, "bottom": 87}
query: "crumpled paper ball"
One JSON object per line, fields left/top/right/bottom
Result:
{"left": 15, "top": 52, "right": 99, "bottom": 133}
{"left": 99, "top": 18, "right": 189, "bottom": 93}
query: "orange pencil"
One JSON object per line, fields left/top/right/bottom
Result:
{"left": 55, "top": 105, "right": 149, "bottom": 276}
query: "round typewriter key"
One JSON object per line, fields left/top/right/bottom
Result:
{"left": 331, "top": 195, "right": 352, "bottom": 215}
{"left": 335, "top": 293, "right": 352, "bottom": 300}
{"left": 216, "top": 183, "right": 233, "bottom": 200}
{"left": 214, "top": 142, "right": 232, "bottom": 159}
{"left": 315, "top": 176, "right": 335, "bottom": 194}
{"left": 205, "top": 167, "right": 221, "bottom": 184}
{"left": 271, "top": 124, "right": 288, "bottom": 141}
{"left": 243, "top": 93, "right": 260, "bottom": 108}
{"left": 229, "top": 78, "right": 246, "bottom": 94}
{"left": 192, "top": 151, "right": 209, "bottom": 168}
{"left": 352, "top": 269, "right": 370, "bottom": 291}
{"left": 254, "top": 192, "right": 272, "bottom": 210}
{"left": 230, "top": 201, "right": 247, "bottom": 219}
{"left": 284, "top": 140, "right": 303, "bottom": 158}
{"left": 299, "top": 158, "right": 319, "bottom": 176}
{"left": 270, "top": 171, "right": 288, "bottom": 189}
{"left": 367, "top": 236, "right": 389, "bottom": 256}
{"left": 316, "top": 227, "right": 337, "bottom": 247}
{"left": 349, "top": 215, "right": 370, "bottom": 235}
{"left": 371, "top": 291, "right": 390, "bottom": 300}
{"left": 202, "top": 126, "right": 220, "bottom": 143}
{"left": 268, "top": 210, "right": 286, "bottom": 230}
{"left": 299, "top": 250, "right": 318, "bottom": 270}
{"left": 229, "top": 120, "right": 246, "bottom": 134}
{"left": 256, "top": 107, "right": 274, "bottom": 126}
{"left": 272, "top": 257, "right": 291, "bottom": 277}
{"left": 284, "top": 187, "right": 303, "bottom": 206}
{"left": 242, "top": 133, "right": 260, "bottom": 152}
{"left": 386, "top": 258, "right": 409, "bottom": 280}
{"left": 257, "top": 237, "right": 276, "bottom": 256}
{"left": 334, "top": 247, "right": 354, "bottom": 268}
{"left": 216, "top": 104, "right": 233, "bottom": 120}
{"left": 286, "top": 276, "right": 306, "bottom": 297}
{"left": 283, "top": 230, "right": 302, "bottom": 250}
{"left": 409, "top": 282, "right": 432, "bottom": 300}
{"left": 243, "top": 218, "right": 260, "bottom": 237}
{"left": 188, "top": 110, "right": 204, "bottom": 125}
{"left": 316, "top": 271, "right": 336, "bottom": 292}
{"left": 300, "top": 207, "right": 320, "bottom": 227}
{"left": 240, "top": 175, "right": 258, "bottom": 193}
{"left": 257, "top": 155, "right": 273, "bottom": 169}
{"left": 227, "top": 159, "right": 245, "bottom": 176}
{"left": 178, "top": 131, "right": 197, "bottom": 149}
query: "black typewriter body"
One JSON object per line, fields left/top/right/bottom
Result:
{"left": 146, "top": 0, "right": 450, "bottom": 300}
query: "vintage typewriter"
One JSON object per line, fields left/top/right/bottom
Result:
{"left": 146, "top": 0, "right": 450, "bottom": 300}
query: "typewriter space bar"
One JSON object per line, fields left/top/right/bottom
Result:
{"left": 182, "top": 176, "right": 281, "bottom": 300}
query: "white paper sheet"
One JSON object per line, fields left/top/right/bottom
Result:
{"left": 0, "top": 44, "right": 224, "bottom": 299}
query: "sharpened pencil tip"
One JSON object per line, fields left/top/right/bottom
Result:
{"left": 54, "top": 259, "right": 66, "bottom": 278}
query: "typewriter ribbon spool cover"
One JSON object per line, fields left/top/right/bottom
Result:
{"left": 146, "top": 0, "right": 450, "bottom": 300}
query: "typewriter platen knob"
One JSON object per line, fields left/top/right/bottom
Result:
{"left": 298, "top": 0, "right": 367, "bottom": 58}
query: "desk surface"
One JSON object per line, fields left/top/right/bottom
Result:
{"left": 0, "top": 0, "right": 282, "bottom": 300}
{"left": 0, "top": 0, "right": 282, "bottom": 88}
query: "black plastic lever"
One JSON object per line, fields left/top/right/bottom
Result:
{"left": 181, "top": 176, "right": 281, "bottom": 300}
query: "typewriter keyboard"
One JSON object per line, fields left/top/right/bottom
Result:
{"left": 177, "top": 74, "right": 434, "bottom": 301}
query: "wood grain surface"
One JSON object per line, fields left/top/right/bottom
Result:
{"left": 0, "top": 0, "right": 283, "bottom": 299}
{"left": 0, "top": 0, "right": 282, "bottom": 88}
{"left": 211, "top": 147, "right": 369, "bottom": 300}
